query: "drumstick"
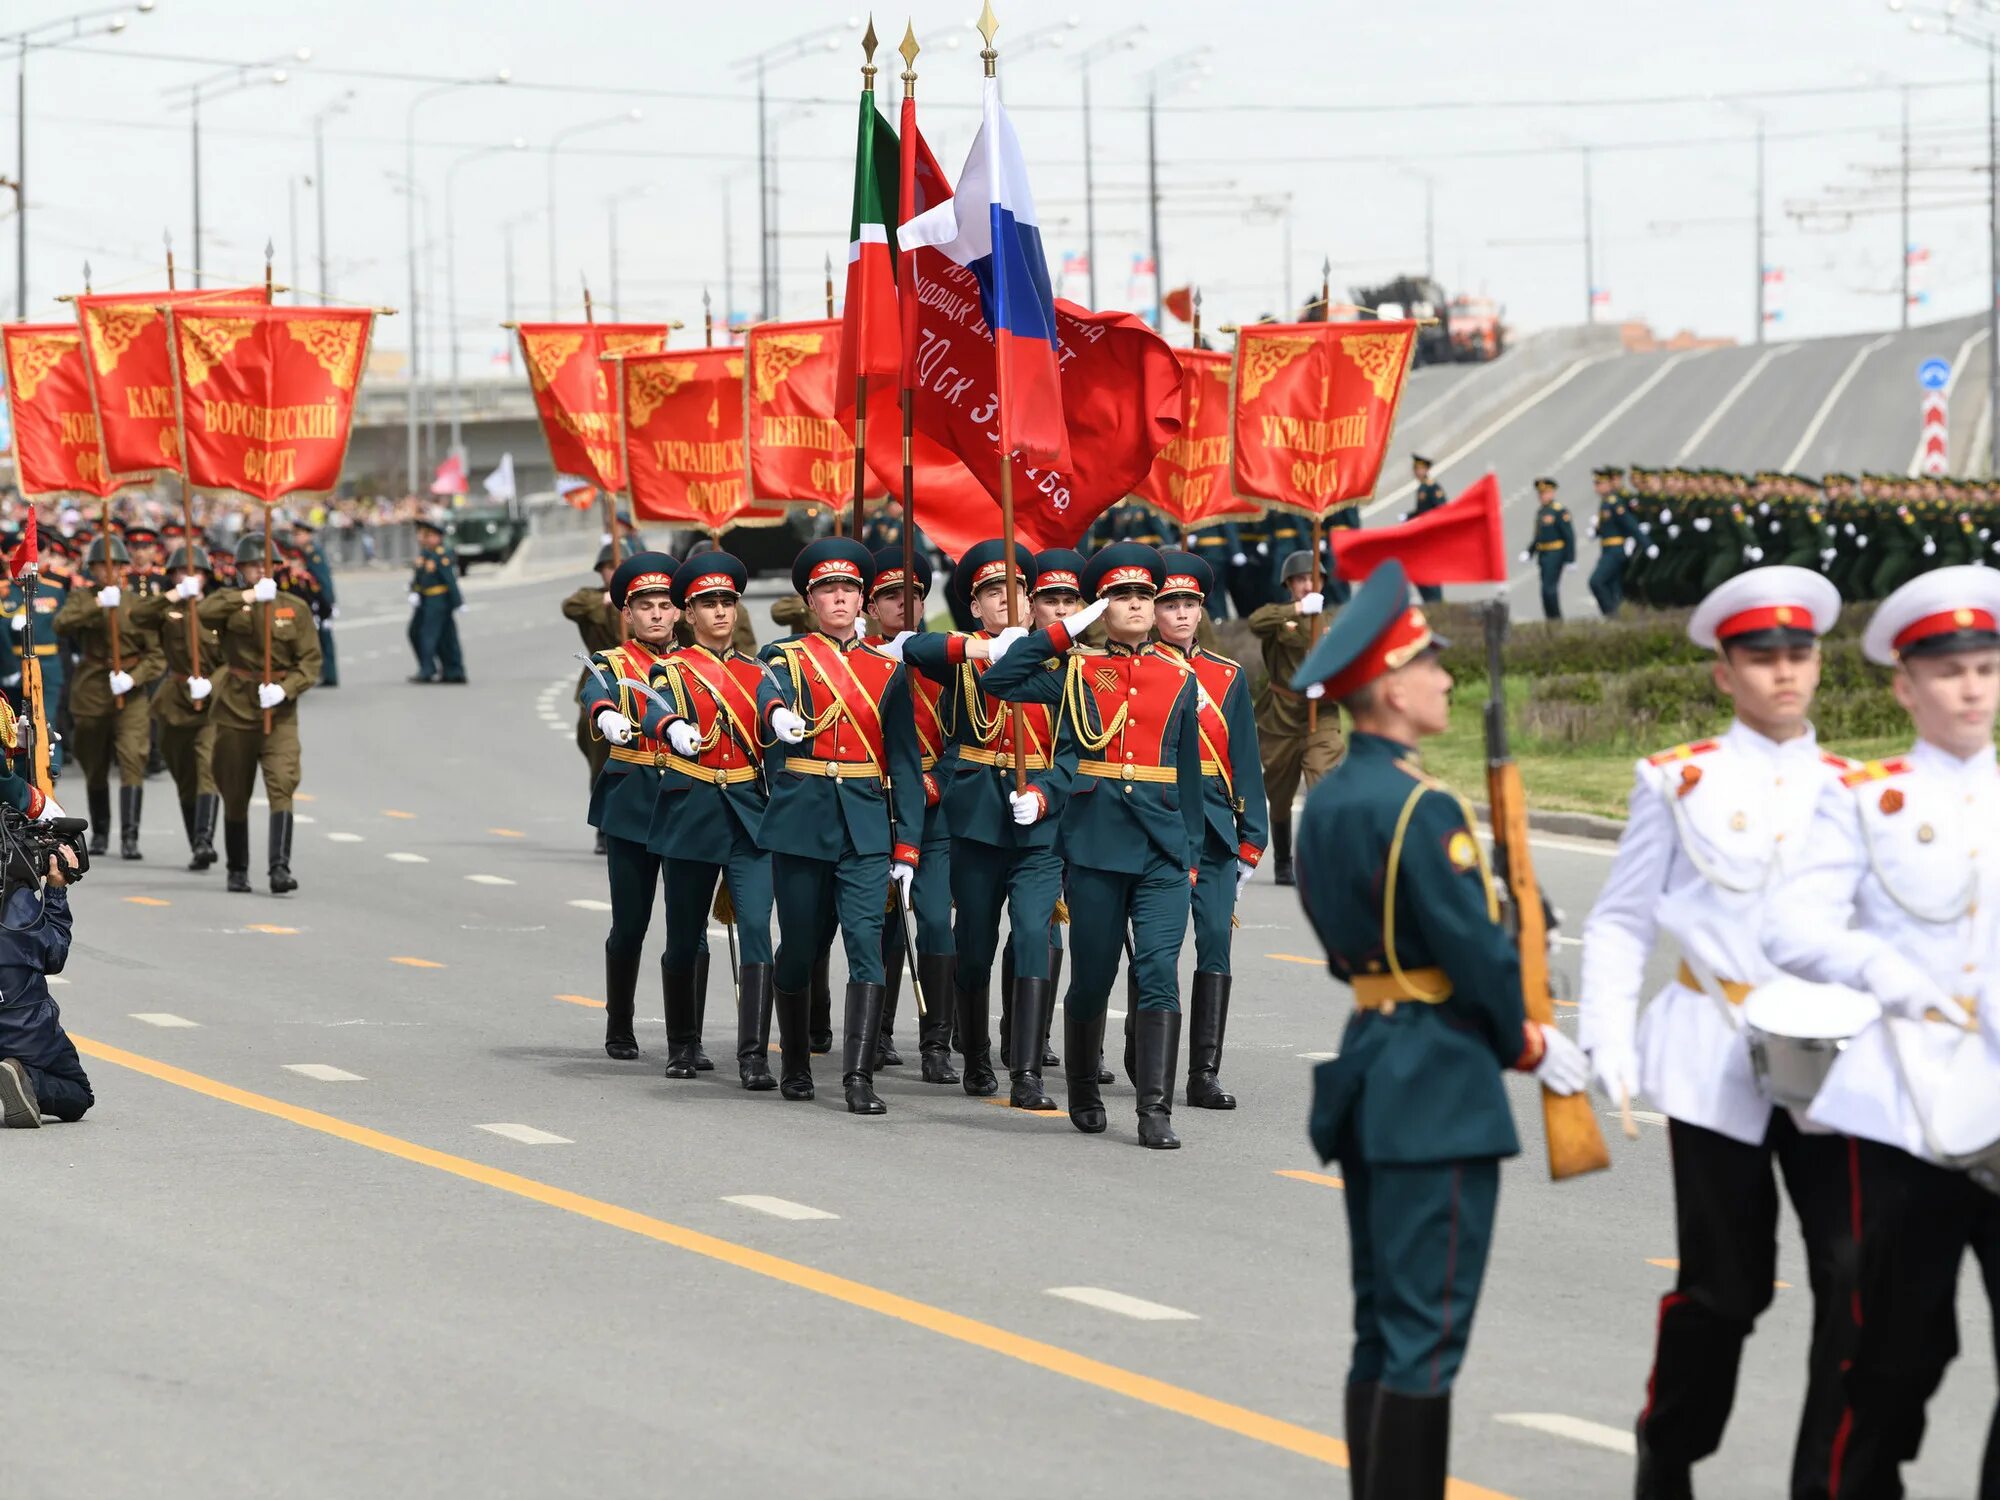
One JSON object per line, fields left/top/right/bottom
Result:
{"left": 1618, "top": 1086, "right": 1640, "bottom": 1141}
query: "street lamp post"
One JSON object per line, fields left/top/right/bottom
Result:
{"left": 1141, "top": 47, "right": 1212, "bottom": 331}
{"left": 1075, "top": 25, "right": 1145, "bottom": 310}
{"left": 11, "top": 3, "right": 150, "bottom": 317}
{"left": 545, "top": 108, "right": 643, "bottom": 317}
{"left": 500, "top": 208, "right": 540, "bottom": 374}
{"left": 444, "top": 140, "right": 526, "bottom": 459}
{"left": 1582, "top": 146, "right": 1596, "bottom": 324}
{"left": 167, "top": 50, "right": 308, "bottom": 289}
{"left": 310, "top": 91, "right": 354, "bottom": 303}
{"left": 603, "top": 184, "right": 656, "bottom": 323}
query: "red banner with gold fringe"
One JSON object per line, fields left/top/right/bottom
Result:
{"left": 612, "top": 347, "right": 788, "bottom": 532}
{"left": 516, "top": 322, "right": 673, "bottom": 493}
{"left": 1131, "top": 347, "right": 1260, "bottom": 532}
{"left": 3, "top": 323, "right": 143, "bottom": 500}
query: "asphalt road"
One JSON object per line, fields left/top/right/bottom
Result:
{"left": 10, "top": 536, "right": 1993, "bottom": 1500}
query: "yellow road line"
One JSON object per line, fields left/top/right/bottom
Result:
{"left": 554, "top": 993, "right": 603, "bottom": 1009}
{"left": 1268, "top": 953, "right": 1322, "bottom": 967}
{"left": 245, "top": 924, "right": 298, "bottom": 935}
{"left": 1649, "top": 1257, "right": 1787, "bottom": 1289}
{"left": 489, "top": 828, "right": 526, "bottom": 838}
{"left": 67, "top": 1034, "right": 1514, "bottom": 1500}
{"left": 389, "top": 956, "right": 445, "bottom": 969}
{"left": 1275, "top": 1169, "right": 1345, "bottom": 1190}
{"left": 124, "top": 896, "right": 171, "bottom": 907}
{"left": 381, "top": 809, "right": 416, "bottom": 820}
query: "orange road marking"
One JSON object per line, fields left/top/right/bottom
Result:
{"left": 66, "top": 1035, "right": 1518, "bottom": 1500}
{"left": 979, "top": 1097, "right": 1069, "bottom": 1119}
{"left": 123, "top": 896, "right": 171, "bottom": 907}
{"left": 489, "top": 828, "right": 525, "bottom": 838}
{"left": 245, "top": 924, "right": 297, "bottom": 935}
{"left": 382, "top": 809, "right": 416, "bottom": 820}
{"left": 294, "top": 793, "right": 317, "bottom": 803}
{"left": 389, "top": 956, "right": 445, "bottom": 969}
{"left": 1275, "top": 1169, "right": 1345, "bottom": 1190}
{"left": 1649, "top": 1257, "right": 1787, "bottom": 1289}
{"left": 554, "top": 994, "right": 603, "bottom": 1009}
{"left": 1268, "top": 953, "right": 1322, "bottom": 966}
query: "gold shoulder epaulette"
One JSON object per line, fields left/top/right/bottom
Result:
{"left": 1842, "top": 757, "right": 1912, "bottom": 788}
{"left": 1391, "top": 756, "right": 1449, "bottom": 793}
{"left": 1071, "top": 645, "right": 1107, "bottom": 657}
{"left": 1646, "top": 738, "right": 1721, "bottom": 767}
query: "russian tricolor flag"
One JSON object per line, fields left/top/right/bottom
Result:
{"left": 899, "top": 76, "right": 1071, "bottom": 470}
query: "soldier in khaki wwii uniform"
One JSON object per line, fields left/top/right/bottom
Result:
{"left": 54, "top": 534, "right": 164, "bottom": 859}
{"left": 1246, "top": 548, "right": 1342, "bottom": 885}
{"left": 564, "top": 544, "right": 623, "bottom": 855}
{"left": 197, "top": 533, "right": 323, "bottom": 894}
{"left": 127, "top": 544, "right": 224, "bottom": 872}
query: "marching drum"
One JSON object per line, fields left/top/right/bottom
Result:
{"left": 1743, "top": 979, "right": 1881, "bottom": 1111}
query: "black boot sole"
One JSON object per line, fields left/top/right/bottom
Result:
{"left": 780, "top": 1078, "right": 814, "bottom": 1101}
{"left": 740, "top": 1067, "right": 777, "bottom": 1092}
{"left": 1069, "top": 1108, "right": 1107, "bottom": 1134}
{"left": 844, "top": 1087, "right": 886, "bottom": 1115}
{"left": 961, "top": 1067, "right": 998, "bottom": 1097}
{"left": 1009, "top": 1080, "right": 1057, "bottom": 1110}
{"left": 1137, "top": 1119, "right": 1182, "bottom": 1149}
{"left": 920, "top": 1051, "right": 960, "bottom": 1085}
{"left": 1186, "top": 1079, "right": 1237, "bottom": 1109}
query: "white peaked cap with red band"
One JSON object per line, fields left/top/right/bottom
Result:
{"left": 1863, "top": 564, "right": 2000, "bottom": 666}
{"left": 1687, "top": 566, "right": 1841, "bottom": 651}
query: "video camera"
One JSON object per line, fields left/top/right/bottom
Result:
{"left": 0, "top": 805, "right": 89, "bottom": 894}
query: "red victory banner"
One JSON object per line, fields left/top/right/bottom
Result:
{"left": 1130, "top": 347, "right": 1260, "bottom": 532}
{"left": 74, "top": 286, "right": 270, "bottom": 477}
{"left": 1329, "top": 471, "right": 1508, "bottom": 585}
{"left": 744, "top": 318, "right": 862, "bottom": 508}
{"left": 169, "top": 305, "right": 377, "bottom": 503}
{"left": 1229, "top": 319, "right": 1417, "bottom": 518}
{"left": 2, "top": 323, "right": 145, "bottom": 499}
{"left": 612, "top": 347, "right": 788, "bottom": 533}
{"left": 515, "top": 322, "right": 673, "bottom": 493}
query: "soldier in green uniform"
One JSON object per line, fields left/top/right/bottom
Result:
{"left": 979, "top": 542, "right": 1204, "bottom": 1149}
{"left": 765, "top": 589, "right": 837, "bottom": 1054}
{"left": 290, "top": 519, "right": 338, "bottom": 689}
{"left": 858, "top": 496, "right": 908, "bottom": 555}
{"left": 1587, "top": 465, "right": 1630, "bottom": 616}
{"left": 1290, "top": 560, "right": 1589, "bottom": 1497}
{"left": 1524, "top": 477, "right": 1575, "bottom": 620}
{"left": 563, "top": 544, "right": 623, "bottom": 854}
{"left": 406, "top": 516, "right": 466, "bottom": 684}
{"left": 1407, "top": 455, "right": 1448, "bottom": 604}
{"left": 1183, "top": 521, "right": 1244, "bottom": 620}
{"left": 197, "top": 533, "right": 323, "bottom": 894}
{"left": 1247, "top": 550, "right": 1343, "bottom": 886}
{"left": 127, "top": 544, "right": 223, "bottom": 872}
{"left": 54, "top": 535, "right": 162, "bottom": 858}
{"left": 756, "top": 537, "right": 926, "bottom": 1113}
{"left": 2, "top": 542, "right": 63, "bottom": 777}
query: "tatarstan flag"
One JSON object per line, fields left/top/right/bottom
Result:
{"left": 834, "top": 88, "right": 901, "bottom": 417}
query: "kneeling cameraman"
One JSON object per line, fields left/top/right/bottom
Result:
{"left": 0, "top": 779, "right": 92, "bottom": 1128}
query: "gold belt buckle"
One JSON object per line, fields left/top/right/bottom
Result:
{"left": 1120, "top": 763, "right": 1136, "bottom": 782}
{"left": 824, "top": 761, "right": 840, "bottom": 779}
{"left": 714, "top": 768, "right": 728, "bottom": 786}
{"left": 653, "top": 751, "right": 667, "bottom": 769}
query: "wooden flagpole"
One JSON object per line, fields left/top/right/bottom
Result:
{"left": 1307, "top": 255, "right": 1329, "bottom": 733}
{"left": 899, "top": 22, "right": 920, "bottom": 636}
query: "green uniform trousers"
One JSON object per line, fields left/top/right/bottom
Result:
{"left": 950, "top": 839, "right": 1061, "bottom": 991}
{"left": 1062, "top": 856, "right": 1190, "bottom": 1018}
{"left": 1261, "top": 722, "right": 1342, "bottom": 827}
{"left": 605, "top": 834, "right": 707, "bottom": 972}
{"left": 1537, "top": 554, "right": 1564, "bottom": 620}
{"left": 158, "top": 717, "right": 218, "bottom": 801}
{"left": 1191, "top": 840, "right": 1238, "bottom": 974}
{"left": 1342, "top": 1157, "right": 1500, "bottom": 1395}
{"left": 773, "top": 848, "right": 888, "bottom": 990}
{"left": 214, "top": 717, "right": 302, "bottom": 816}
{"left": 663, "top": 843, "right": 772, "bottom": 969}
{"left": 71, "top": 699, "right": 150, "bottom": 789}
{"left": 1589, "top": 548, "right": 1626, "bottom": 616}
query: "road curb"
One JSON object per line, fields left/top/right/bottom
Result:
{"left": 1471, "top": 802, "right": 1624, "bottom": 843}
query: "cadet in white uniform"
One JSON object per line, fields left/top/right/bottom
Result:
{"left": 1764, "top": 566, "right": 2000, "bottom": 1500}
{"left": 1580, "top": 567, "right": 1860, "bottom": 1500}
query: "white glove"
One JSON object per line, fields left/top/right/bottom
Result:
{"left": 33, "top": 794, "right": 64, "bottom": 824}
{"left": 251, "top": 577, "right": 278, "bottom": 603}
{"left": 1589, "top": 1042, "right": 1640, "bottom": 1105}
{"left": 1304, "top": 682, "right": 1326, "bottom": 700}
{"left": 1533, "top": 1024, "right": 1590, "bottom": 1096}
{"left": 1855, "top": 535, "right": 1869, "bottom": 549}
{"left": 596, "top": 708, "right": 635, "bottom": 746}
{"left": 666, "top": 718, "right": 701, "bottom": 756}
{"left": 1517, "top": 549, "right": 1531, "bottom": 563}
{"left": 1866, "top": 953, "right": 1969, "bottom": 1028}
{"left": 1065, "top": 595, "right": 1112, "bottom": 635}
{"left": 95, "top": 585, "right": 121, "bottom": 609}
{"left": 7, "top": 613, "right": 23, "bottom": 633}
{"left": 1236, "top": 860, "right": 1255, "bottom": 895}
{"left": 175, "top": 575, "right": 203, "bottom": 600}
{"left": 879, "top": 629, "right": 915, "bottom": 662}
{"left": 1693, "top": 516, "right": 1712, "bottom": 532}
{"left": 407, "top": 591, "right": 421, "bottom": 608}
{"left": 1922, "top": 538, "right": 1937, "bottom": 556}
{"left": 185, "top": 676, "right": 212, "bottom": 702}
{"left": 1231, "top": 552, "right": 1248, "bottom": 565}
{"left": 455, "top": 605, "right": 467, "bottom": 616}
{"left": 1296, "top": 591, "right": 1325, "bottom": 616}
{"left": 107, "top": 670, "right": 135, "bottom": 698}
{"left": 890, "top": 860, "right": 917, "bottom": 907}
{"left": 985, "top": 624, "right": 1030, "bottom": 666}
{"left": 256, "top": 681, "right": 287, "bottom": 710}
{"left": 770, "top": 706, "right": 807, "bottom": 744}
{"left": 329, "top": 605, "right": 339, "bottom": 621}
{"left": 1009, "top": 789, "right": 1043, "bottom": 826}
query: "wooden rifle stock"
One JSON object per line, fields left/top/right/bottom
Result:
{"left": 1482, "top": 600, "right": 1609, "bottom": 1182}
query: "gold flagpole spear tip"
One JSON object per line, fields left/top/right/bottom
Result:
{"left": 978, "top": 0, "right": 999, "bottom": 72}
{"left": 862, "top": 14, "right": 879, "bottom": 69}
{"left": 899, "top": 20, "right": 919, "bottom": 80}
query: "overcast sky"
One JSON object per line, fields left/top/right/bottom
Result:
{"left": 11, "top": 0, "right": 1997, "bottom": 374}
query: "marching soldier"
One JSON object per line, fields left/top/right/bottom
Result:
{"left": 756, "top": 537, "right": 925, "bottom": 1113}
{"left": 407, "top": 516, "right": 467, "bottom": 684}
{"left": 291, "top": 518, "right": 339, "bottom": 689}
{"left": 1407, "top": 454, "right": 1447, "bottom": 603}
{"left": 767, "top": 588, "right": 837, "bottom": 1054}
{"left": 1289, "top": 559, "right": 1589, "bottom": 1498}
{"left": 1247, "top": 550, "right": 1343, "bottom": 886}
{"left": 563, "top": 543, "right": 623, "bottom": 854}
{"left": 1587, "top": 465, "right": 1631, "bottom": 616}
{"left": 2, "top": 543, "right": 63, "bottom": 777}
{"left": 1153, "top": 551, "right": 1267, "bottom": 1109}
{"left": 127, "top": 544, "right": 223, "bottom": 872}
{"left": 1578, "top": 568, "right": 1859, "bottom": 1500}
{"left": 1764, "top": 566, "right": 2000, "bottom": 1499}
{"left": 893, "top": 540, "right": 1077, "bottom": 1103}
{"left": 54, "top": 534, "right": 162, "bottom": 859}
{"left": 196, "top": 534, "right": 322, "bottom": 894}
{"left": 1524, "top": 476, "right": 1575, "bottom": 620}
{"left": 625, "top": 553, "right": 777, "bottom": 1090}
{"left": 979, "top": 542, "right": 1204, "bottom": 1149}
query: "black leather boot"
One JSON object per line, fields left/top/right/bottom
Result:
{"left": 179, "top": 799, "right": 196, "bottom": 848}
{"left": 1633, "top": 1420, "right": 1694, "bottom": 1500}
{"left": 603, "top": 950, "right": 641, "bottom": 1060}
{"left": 955, "top": 975, "right": 997, "bottom": 1096}
{"left": 735, "top": 963, "right": 776, "bottom": 1091}
{"left": 87, "top": 785, "right": 110, "bottom": 856}
{"left": 691, "top": 950, "right": 714, "bottom": 1070}
{"left": 1345, "top": 1382, "right": 1379, "bottom": 1500}
{"left": 841, "top": 981, "right": 888, "bottom": 1115}
{"left": 224, "top": 818, "right": 252, "bottom": 893}
{"left": 1186, "top": 972, "right": 1237, "bottom": 1109}
{"left": 1364, "top": 1391, "right": 1449, "bottom": 1500}
{"left": 809, "top": 952, "right": 834, "bottom": 1054}
{"left": 188, "top": 793, "right": 219, "bottom": 871}
{"left": 1122, "top": 967, "right": 1139, "bottom": 1085}
{"left": 1272, "top": 816, "right": 1295, "bottom": 887}
{"left": 661, "top": 965, "right": 700, "bottom": 1079}
{"left": 998, "top": 942, "right": 1016, "bottom": 1069}
{"left": 1064, "top": 1010, "right": 1108, "bottom": 1134}
{"left": 593, "top": 828, "right": 607, "bottom": 856}
{"left": 119, "top": 785, "right": 143, "bottom": 859}
{"left": 1134, "top": 1009, "right": 1182, "bottom": 1150}
{"left": 1008, "top": 976, "right": 1057, "bottom": 1110}
{"left": 1041, "top": 944, "right": 1062, "bottom": 1068}
{"left": 876, "top": 939, "right": 905, "bottom": 1069}
{"left": 267, "top": 811, "right": 296, "bottom": 893}
{"left": 775, "top": 983, "right": 814, "bottom": 1100}
{"left": 916, "top": 952, "right": 958, "bottom": 1084}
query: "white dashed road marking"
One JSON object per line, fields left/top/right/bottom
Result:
{"left": 1297, "top": 1051, "right": 1339, "bottom": 1061}
{"left": 476, "top": 1123, "right": 573, "bottom": 1145}
{"left": 569, "top": 898, "right": 613, "bottom": 912}
{"left": 1494, "top": 1413, "right": 1637, "bottom": 1456}
{"left": 284, "top": 1064, "right": 366, "bottom": 1082}
{"left": 130, "top": 1013, "right": 199, "bottom": 1028}
{"left": 1045, "top": 1287, "right": 1199, "bottom": 1322}
{"left": 386, "top": 852, "right": 429, "bottom": 864}
{"left": 722, "top": 1195, "right": 840, "bottom": 1222}
{"left": 327, "top": 832, "right": 364, "bottom": 843}
{"left": 466, "top": 874, "right": 516, "bottom": 886}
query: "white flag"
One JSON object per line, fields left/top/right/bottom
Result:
{"left": 483, "top": 452, "right": 517, "bottom": 503}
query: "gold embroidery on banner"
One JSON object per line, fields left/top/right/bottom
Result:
{"left": 7, "top": 332, "right": 74, "bottom": 403}
{"left": 752, "top": 333, "right": 824, "bottom": 403}
{"left": 522, "top": 332, "right": 584, "bottom": 393}
{"left": 1339, "top": 331, "right": 1412, "bottom": 404}
{"left": 1238, "top": 336, "right": 1314, "bottom": 403}
{"left": 177, "top": 317, "right": 256, "bottom": 388}
{"left": 285, "top": 318, "right": 366, "bottom": 390}
{"left": 602, "top": 330, "right": 668, "bottom": 360}
{"left": 626, "top": 361, "right": 700, "bottom": 427}
{"left": 82, "top": 305, "right": 157, "bottom": 377}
